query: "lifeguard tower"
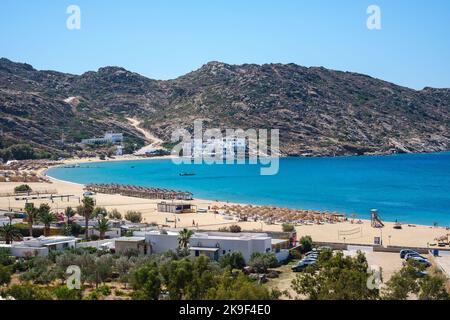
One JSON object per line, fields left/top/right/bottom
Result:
{"left": 371, "top": 209, "right": 384, "bottom": 228}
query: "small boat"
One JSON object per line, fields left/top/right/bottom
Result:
{"left": 179, "top": 172, "right": 196, "bottom": 176}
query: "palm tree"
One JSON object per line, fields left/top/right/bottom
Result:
{"left": 94, "top": 217, "right": 111, "bottom": 240}
{"left": 177, "top": 228, "right": 194, "bottom": 249}
{"left": 64, "top": 207, "right": 76, "bottom": 226}
{"left": 38, "top": 204, "right": 56, "bottom": 237}
{"left": 24, "top": 203, "right": 39, "bottom": 237}
{"left": 0, "top": 224, "right": 22, "bottom": 244}
{"left": 78, "top": 197, "right": 95, "bottom": 240}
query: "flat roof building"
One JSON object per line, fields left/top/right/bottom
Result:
{"left": 157, "top": 202, "right": 197, "bottom": 214}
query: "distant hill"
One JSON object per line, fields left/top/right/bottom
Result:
{"left": 1, "top": 58, "right": 449, "bottom": 159}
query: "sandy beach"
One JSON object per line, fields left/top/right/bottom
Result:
{"left": 0, "top": 156, "right": 448, "bottom": 249}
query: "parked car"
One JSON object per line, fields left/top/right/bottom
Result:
{"left": 407, "top": 256, "right": 432, "bottom": 268}
{"left": 292, "top": 260, "right": 316, "bottom": 272}
{"left": 305, "top": 251, "right": 319, "bottom": 258}
{"left": 317, "top": 246, "right": 332, "bottom": 252}
{"left": 404, "top": 252, "right": 427, "bottom": 260}
{"left": 302, "top": 257, "right": 318, "bottom": 263}
{"left": 400, "top": 249, "right": 419, "bottom": 259}
{"left": 415, "top": 270, "right": 429, "bottom": 278}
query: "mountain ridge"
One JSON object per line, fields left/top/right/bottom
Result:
{"left": 1, "top": 57, "right": 449, "bottom": 159}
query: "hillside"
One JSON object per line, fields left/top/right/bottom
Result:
{"left": 1, "top": 58, "right": 449, "bottom": 159}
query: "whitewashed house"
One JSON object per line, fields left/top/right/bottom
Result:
{"left": 135, "top": 230, "right": 274, "bottom": 262}
{"left": 0, "top": 236, "right": 77, "bottom": 257}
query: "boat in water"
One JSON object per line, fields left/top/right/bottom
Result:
{"left": 179, "top": 172, "right": 196, "bottom": 177}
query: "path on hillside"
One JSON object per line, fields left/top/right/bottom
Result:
{"left": 127, "top": 118, "right": 164, "bottom": 155}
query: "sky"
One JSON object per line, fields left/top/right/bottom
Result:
{"left": 0, "top": 0, "right": 449, "bottom": 89}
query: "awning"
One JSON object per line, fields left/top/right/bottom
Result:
{"left": 189, "top": 247, "right": 219, "bottom": 252}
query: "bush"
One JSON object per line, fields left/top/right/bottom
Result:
{"left": 14, "top": 184, "right": 32, "bottom": 193}
{"left": 125, "top": 211, "right": 143, "bottom": 223}
{"left": 219, "top": 252, "right": 246, "bottom": 270}
{"left": 248, "top": 253, "right": 279, "bottom": 273}
{"left": 53, "top": 286, "right": 82, "bottom": 300}
{"left": 0, "top": 265, "right": 12, "bottom": 286}
{"left": 300, "top": 236, "right": 313, "bottom": 253}
{"left": 0, "top": 248, "right": 14, "bottom": 267}
{"left": 228, "top": 225, "right": 242, "bottom": 233}
{"left": 282, "top": 223, "right": 295, "bottom": 233}
{"left": 93, "top": 207, "right": 108, "bottom": 218}
{"left": 90, "top": 234, "right": 100, "bottom": 241}
{"left": 5, "top": 284, "right": 54, "bottom": 300}
{"left": 108, "top": 209, "right": 122, "bottom": 220}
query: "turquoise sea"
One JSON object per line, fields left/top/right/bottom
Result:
{"left": 46, "top": 153, "right": 450, "bottom": 226}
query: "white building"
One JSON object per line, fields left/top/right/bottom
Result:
{"left": 135, "top": 230, "right": 273, "bottom": 262}
{"left": 182, "top": 137, "right": 246, "bottom": 159}
{"left": 0, "top": 236, "right": 77, "bottom": 257}
{"left": 81, "top": 133, "right": 124, "bottom": 145}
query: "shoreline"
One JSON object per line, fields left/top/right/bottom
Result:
{"left": 2, "top": 155, "right": 450, "bottom": 248}
{"left": 44, "top": 154, "right": 448, "bottom": 228}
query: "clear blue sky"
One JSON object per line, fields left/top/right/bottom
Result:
{"left": 1, "top": 0, "right": 449, "bottom": 89}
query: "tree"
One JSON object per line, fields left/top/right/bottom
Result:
{"left": 108, "top": 209, "right": 122, "bottom": 220}
{"left": 131, "top": 262, "right": 162, "bottom": 300}
{"left": 219, "top": 252, "right": 246, "bottom": 270}
{"left": 0, "top": 224, "right": 22, "bottom": 244}
{"left": 125, "top": 210, "right": 143, "bottom": 223}
{"left": 64, "top": 207, "right": 76, "bottom": 225}
{"left": 84, "top": 255, "right": 114, "bottom": 289}
{"left": 206, "top": 270, "right": 273, "bottom": 300}
{"left": 248, "top": 253, "right": 278, "bottom": 273}
{"left": 38, "top": 204, "right": 56, "bottom": 237}
{"left": 382, "top": 262, "right": 419, "bottom": 300}
{"left": 282, "top": 223, "right": 295, "bottom": 233}
{"left": 418, "top": 273, "right": 450, "bottom": 300}
{"left": 5, "top": 284, "right": 53, "bottom": 300}
{"left": 93, "top": 207, "right": 108, "bottom": 218}
{"left": 382, "top": 260, "right": 450, "bottom": 300}
{"left": 78, "top": 197, "right": 95, "bottom": 240}
{"left": 177, "top": 229, "right": 194, "bottom": 249}
{"left": 19, "top": 256, "right": 56, "bottom": 285}
{"left": 292, "top": 251, "right": 380, "bottom": 300}
{"left": 0, "top": 248, "right": 14, "bottom": 266}
{"left": 0, "top": 265, "right": 11, "bottom": 286}
{"left": 300, "top": 235, "right": 313, "bottom": 253}
{"left": 94, "top": 217, "right": 111, "bottom": 240}
{"left": 25, "top": 203, "right": 39, "bottom": 237}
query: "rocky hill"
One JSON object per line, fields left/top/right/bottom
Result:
{"left": 1, "top": 58, "right": 449, "bottom": 159}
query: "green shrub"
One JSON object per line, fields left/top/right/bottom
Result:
{"left": 0, "top": 265, "right": 12, "bottom": 286}
{"left": 219, "top": 252, "right": 246, "bottom": 270}
{"left": 248, "top": 253, "right": 279, "bottom": 273}
{"left": 228, "top": 225, "right": 242, "bottom": 233}
{"left": 300, "top": 236, "right": 313, "bottom": 253}
{"left": 108, "top": 209, "right": 122, "bottom": 220}
{"left": 5, "top": 284, "right": 54, "bottom": 300}
{"left": 282, "top": 223, "right": 295, "bottom": 233}
{"left": 125, "top": 211, "right": 143, "bottom": 223}
{"left": 14, "top": 184, "right": 32, "bottom": 193}
{"left": 53, "top": 286, "right": 82, "bottom": 300}
{"left": 0, "top": 248, "right": 14, "bottom": 267}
